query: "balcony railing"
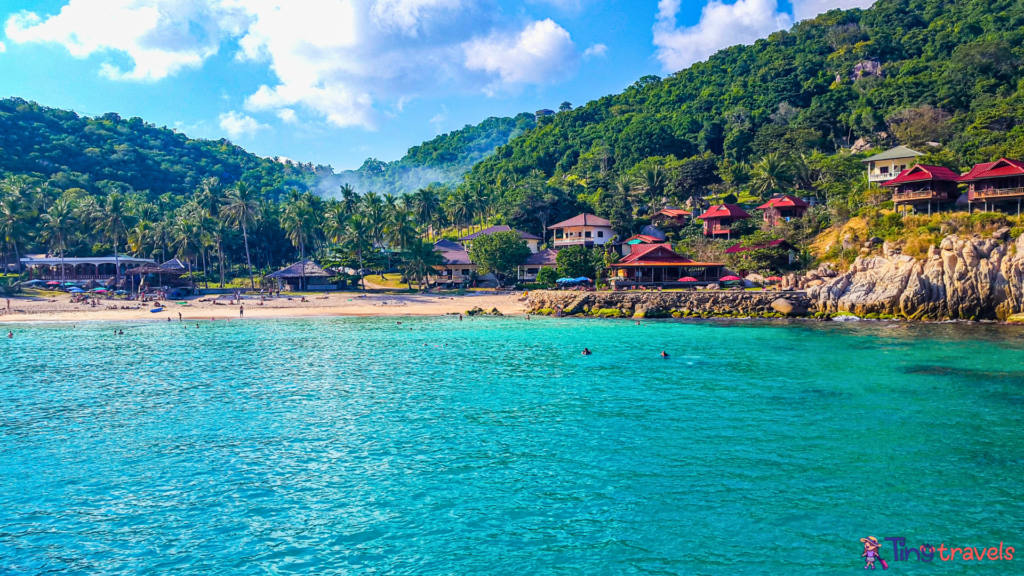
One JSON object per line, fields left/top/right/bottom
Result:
{"left": 868, "top": 172, "right": 896, "bottom": 182}
{"left": 893, "top": 190, "right": 949, "bottom": 203}
{"left": 706, "top": 224, "right": 734, "bottom": 235}
{"left": 974, "top": 186, "right": 1024, "bottom": 199}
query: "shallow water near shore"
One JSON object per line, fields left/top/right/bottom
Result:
{"left": 2, "top": 316, "right": 1023, "bottom": 574}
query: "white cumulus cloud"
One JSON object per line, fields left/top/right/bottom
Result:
{"left": 219, "top": 110, "right": 269, "bottom": 138}
{"left": 276, "top": 108, "right": 298, "bottom": 124}
{"left": 654, "top": 0, "right": 791, "bottom": 72}
{"left": 791, "top": 0, "right": 875, "bottom": 21}
{"left": 4, "top": 0, "right": 247, "bottom": 80}
{"left": 464, "top": 18, "right": 578, "bottom": 94}
{"left": 653, "top": 0, "right": 877, "bottom": 72}
{"left": 0, "top": 40, "right": 6, "bottom": 52}
{"left": 582, "top": 43, "right": 606, "bottom": 58}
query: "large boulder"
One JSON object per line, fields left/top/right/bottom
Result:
{"left": 771, "top": 298, "right": 807, "bottom": 316}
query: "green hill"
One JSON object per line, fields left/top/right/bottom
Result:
{"left": 0, "top": 97, "right": 329, "bottom": 201}
{"left": 466, "top": 0, "right": 1024, "bottom": 189}
{"left": 339, "top": 113, "right": 536, "bottom": 194}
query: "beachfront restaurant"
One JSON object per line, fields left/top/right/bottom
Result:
{"left": 20, "top": 255, "right": 155, "bottom": 281}
{"left": 610, "top": 243, "right": 726, "bottom": 288}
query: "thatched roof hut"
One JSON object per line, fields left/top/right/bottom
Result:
{"left": 266, "top": 260, "right": 333, "bottom": 291}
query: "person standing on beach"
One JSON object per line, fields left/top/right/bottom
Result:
{"left": 178, "top": 312, "right": 182, "bottom": 321}
{"left": 239, "top": 305, "right": 244, "bottom": 318}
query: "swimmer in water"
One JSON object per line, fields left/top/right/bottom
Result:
{"left": 7, "top": 330, "right": 12, "bottom": 338}
{"left": 660, "top": 351, "right": 669, "bottom": 358}
{"left": 582, "top": 347, "right": 591, "bottom": 356}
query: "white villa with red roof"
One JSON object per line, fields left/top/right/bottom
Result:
{"left": 548, "top": 214, "right": 614, "bottom": 247}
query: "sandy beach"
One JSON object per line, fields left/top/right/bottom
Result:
{"left": 0, "top": 291, "right": 528, "bottom": 323}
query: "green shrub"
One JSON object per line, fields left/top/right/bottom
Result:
{"left": 538, "top": 308, "right": 554, "bottom": 315}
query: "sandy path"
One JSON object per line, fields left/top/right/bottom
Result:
{"left": 0, "top": 292, "right": 528, "bottom": 323}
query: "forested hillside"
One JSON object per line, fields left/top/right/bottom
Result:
{"left": 464, "top": 0, "right": 1024, "bottom": 234}
{"left": 338, "top": 113, "right": 535, "bottom": 194}
{"left": 0, "top": 97, "right": 329, "bottom": 201}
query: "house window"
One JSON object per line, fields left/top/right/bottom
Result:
{"left": 527, "top": 268, "right": 538, "bottom": 274}
{"left": 461, "top": 269, "right": 470, "bottom": 275}
{"left": 597, "top": 231, "right": 604, "bottom": 238}
{"left": 585, "top": 231, "right": 592, "bottom": 238}
{"left": 879, "top": 166, "right": 889, "bottom": 174}
{"left": 555, "top": 230, "right": 563, "bottom": 239}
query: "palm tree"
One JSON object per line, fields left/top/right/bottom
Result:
{"left": 281, "top": 198, "right": 315, "bottom": 289}
{"left": 127, "top": 220, "right": 153, "bottom": 257}
{"left": 338, "top": 184, "right": 359, "bottom": 216}
{"left": 0, "top": 195, "right": 25, "bottom": 273}
{"left": 400, "top": 238, "right": 445, "bottom": 291}
{"left": 637, "top": 166, "right": 667, "bottom": 213}
{"left": 341, "top": 214, "right": 372, "bottom": 291}
{"left": 750, "top": 153, "right": 796, "bottom": 199}
{"left": 39, "top": 197, "right": 76, "bottom": 283}
{"left": 385, "top": 209, "right": 418, "bottom": 252}
{"left": 96, "top": 192, "right": 133, "bottom": 284}
{"left": 221, "top": 183, "right": 260, "bottom": 290}
{"left": 412, "top": 187, "right": 441, "bottom": 239}
{"left": 172, "top": 216, "right": 203, "bottom": 287}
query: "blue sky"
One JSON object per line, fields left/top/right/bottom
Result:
{"left": 0, "top": 0, "right": 871, "bottom": 171}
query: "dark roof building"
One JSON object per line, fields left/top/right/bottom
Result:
{"left": 696, "top": 204, "right": 751, "bottom": 238}
{"left": 458, "top": 225, "right": 541, "bottom": 241}
{"left": 881, "top": 164, "right": 961, "bottom": 211}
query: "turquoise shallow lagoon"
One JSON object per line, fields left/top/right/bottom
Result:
{"left": 2, "top": 316, "right": 1024, "bottom": 574}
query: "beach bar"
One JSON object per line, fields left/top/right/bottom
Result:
{"left": 266, "top": 260, "right": 334, "bottom": 291}
{"left": 20, "top": 256, "right": 155, "bottom": 281}
{"left": 610, "top": 244, "right": 726, "bottom": 288}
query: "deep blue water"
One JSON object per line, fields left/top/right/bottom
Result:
{"left": 2, "top": 316, "right": 1024, "bottom": 574}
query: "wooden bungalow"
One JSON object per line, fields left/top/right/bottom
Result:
{"left": 610, "top": 243, "right": 726, "bottom": 288}
{"left": 696, "top": 204, "right": 751, "bottom": 238}
{"left": 432, "top": 246, "right": 477, "bottom": 287}
{"left": 958, "top": 158, "right": 1024, "bottom": 214}
{"left": 266, "top": 260, "right": 333, "bottom": 291}
{"left": 619, "top": 234, "right": 663, "bottom": 255}
{"left": 651, "top": 207, "right": 692, "bottom": 227}
{"left": 756, "top": 195, "right": 810, "bottom": 224}
{"left": 880, "top": 164, "right": 961, "bottom": 214}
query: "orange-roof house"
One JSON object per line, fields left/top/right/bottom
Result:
{"left": 695, "top": 204, "right": 751, "bottom": 238}
{"left": 958, "top": 158, "right": 1024, "bottom": 214}
{"left": 881, "top": 164, "right": 961, "bottom": 214}
{"left": 651, "top": 207, "right": 692, "bottom": 227}
{"left": 610, "top": 243, "right": 725, "bottom": 287}
{"left": 756, "top": 195, "right": 810, "bottom": 225}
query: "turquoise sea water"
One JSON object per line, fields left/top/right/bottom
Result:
{"left": 2, "top": 316, "right": 1024, "bottom": 574}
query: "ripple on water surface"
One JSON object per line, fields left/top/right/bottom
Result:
{"left": 1, "top": 317, "right": 1024, "bottom": 574}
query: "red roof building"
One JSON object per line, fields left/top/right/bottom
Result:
{"left": 610, "top": 243, "right": 725, "bottom": 286}
{"left": 881, "top": 164, "right": 960, "bottom": 212}
{"left": 696, "top": 204, "right": 751, "bottom": 238}
{"left": 651, "top": 208, "right": 692, "bottom": 226}
{"left": 756, "top": 195, "right": 810, "bottom": 224}
{"left": 958, "top": 158, "right": 1024, "bottom": 212}
{"left": 459, "top": 225, "right": 542, "bottom": 253}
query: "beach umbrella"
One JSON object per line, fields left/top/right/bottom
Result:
{"left": 46, "top": 281, "right": 60, "bottom": 285}
{"left": 678, "top": 276, "right": 698, "bottom": 282}
{"left": 92, "top": 287, "right": 108, "bottom": 292}
{"left": 575, "top": 277, "right": 592, "bottom": 283}
{"left": 25, "top": 279, "right": 45, "bottom": 285}
{"left": 64, "top": 282, "right": 76, "bottom": 286}
{"left": 556, "top": 278, "right": 574, "bottom": 283}
{"left": 720, "top": 276, "right": 742, "bottom": 281}
{"left": 69, "top": 287, "right": 85, "bottom": 293}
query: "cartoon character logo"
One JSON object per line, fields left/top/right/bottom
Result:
{"left": 861, "top": 536, "right": 889, "bottom": 570}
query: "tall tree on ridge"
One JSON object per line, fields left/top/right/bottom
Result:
{"left": 221, "top": 183, "right": 260, "bottom": 290}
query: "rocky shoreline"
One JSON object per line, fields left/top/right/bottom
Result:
{"left": 528, "top": 233, "right": 1024, "bottom": 323}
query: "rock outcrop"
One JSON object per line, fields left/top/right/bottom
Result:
{"left": 808, "top": 234, "right": 1024, "bottom": 320}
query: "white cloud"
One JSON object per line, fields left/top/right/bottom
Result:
{"left": 4, "top": 0, "right": 247, "bottom": 80}
{"left": 218, "top": 110, "right": 269, "bottom": 138}
{"left": 0, "top": 41, "right": 6, "bottom": 52}
{"left": 654, "top": 0, "right": 791, "bottom": 71}
{"left": 463, "top": 18, "right": 579, "bottom": 94}
{"left": 582, "top": 43, "right": 606, "bottom": 58}
{"left": 791, "top": 0, "right": 875, "bottom": 21}
{"left": 654, "top": 0, "right": 878, "bottom": 71}
{"left": 276, "top": 108, "right": 298, "bottom": 123}
{"left": 370, "top": 0, "right": 464, "bottom": 36}
{"left": 4, "top": 0, "right": 585, "bottom": 128}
